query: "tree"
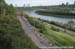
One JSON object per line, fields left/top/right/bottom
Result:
{"left": 68, "top": 20, "right": 75, "bottom": 30}
{"left": 8, "top": 4, "right": 15, "bottom": 15}
{"left": 0, "top": 0, "right": 7, "bottom": 16}
{"left": 0, "top": 0, "right": 4, "bottom": 15}
{"left": 61, "top": 3, "right": 65, "bottom": 6}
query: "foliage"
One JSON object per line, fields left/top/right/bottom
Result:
{"left": 0, "top": 0, "right": 15, "bottom": 15}
{"left": 25, "top": 14, "right": 75, "bottom": 49}
{"left": 35, "top": 9, "right": 75, "bottom": 17}
{"left": 0, "top": 15, "right": 39, "bottom": 49}
{"left": 0, "top": 0, "right": 39, "bottom": 49}
{"left": 38, "top": 19, "right": 75, "bottom": 31}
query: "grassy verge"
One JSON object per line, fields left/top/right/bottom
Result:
{"left": 24, "top": 14, "right": 75, "bottom": 49}
{"left": 38, "top": 19, "right": 75, "bottom": 32}
{"left": 0, "top": 15, "right": 39, "bottom": 49}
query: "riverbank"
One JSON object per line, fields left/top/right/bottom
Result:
{"left": 24, "top": 13, "right": 75, "bottom": 49}
{"left": 35, "top": 9, "right": 75, "bottom": 18}
{"left": 38, "top": 18, "right": 75, "bottom": 32}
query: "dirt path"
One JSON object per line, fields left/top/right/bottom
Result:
{"left": 17, "top": 16, "right": 56, "bottom": 49}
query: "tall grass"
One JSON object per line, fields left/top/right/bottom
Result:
{"left": 0, "top": 15, "right": 39, "bottom": 49}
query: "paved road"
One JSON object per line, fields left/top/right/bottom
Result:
{"left": 17, "top": 16, "right": 57, "bottom": 49}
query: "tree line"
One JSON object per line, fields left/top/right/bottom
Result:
{"left": 0, "top": 0, "right": 39, "bottom": 49}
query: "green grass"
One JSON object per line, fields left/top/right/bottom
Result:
{"left": 38, "top": 19, "right": 75, "bottom": 32}
{"left": 0, "top": 15, "right": 39, "bottom": 49}
{"left": 44, "top": 29, "right": 75, "bottom": 46}
{"left": 25, "top": 14, "right": 75, "bottom": 49}
{"left": 0, "top": 0, "right": 39, "bottom": 49}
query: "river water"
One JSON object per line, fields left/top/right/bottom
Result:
{"left": 25, "top": 10, "right": 75, "bottom": 24}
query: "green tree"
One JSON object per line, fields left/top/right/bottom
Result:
{"left": 0, "top": 0, "right": 8, "bottom": 16}
{"left": 68, "top": 20, "right": 75, "bottom": 30}
{"left": 8, "top": 4, "right": 15, "bottom": 15}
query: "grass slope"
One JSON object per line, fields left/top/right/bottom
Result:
{"left": 24, "top": 14, "right": 75, "bottom": 49}
{"left": 0, "top": 15, "right": 39, "bottom": 49}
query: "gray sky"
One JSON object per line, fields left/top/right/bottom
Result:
{"left": 5, "top": 0, "right": 75, "bottom": 7}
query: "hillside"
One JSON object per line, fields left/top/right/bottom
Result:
{"left": 0, "top": 0, "right": 39, "bottom": 49}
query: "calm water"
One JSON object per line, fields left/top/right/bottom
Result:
{"left": 25, "top": 10, "right": 75, "bottom": 24}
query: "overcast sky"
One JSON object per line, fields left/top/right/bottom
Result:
{"left": 5, "top": 0, "right": 75, "bottom": 7}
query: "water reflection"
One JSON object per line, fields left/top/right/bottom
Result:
{"left": 25, "top": 10, "right": 75, "bottom": 24}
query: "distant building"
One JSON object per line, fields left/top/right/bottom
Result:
{"left": 74, "top": 1, "right": 75, "bottom": 5}
{"left": 27, "top": 4, "right": 30, "bottom": 7}
{"left": 23, "top": 4, "right": 25, "bottom": 8}
{"left": 66, "top": 2, "right": 69, "bottom": 6}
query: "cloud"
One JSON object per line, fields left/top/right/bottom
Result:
{"left": 5, "top": 0, "right": 75, "bottom": 6}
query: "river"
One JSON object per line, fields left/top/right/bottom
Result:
{"left": 25, "top": 10, "right": 75, "bottom": 24}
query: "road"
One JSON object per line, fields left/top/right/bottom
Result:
{"left": 17, "top": 16, "right": 57, "bottom": 49}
